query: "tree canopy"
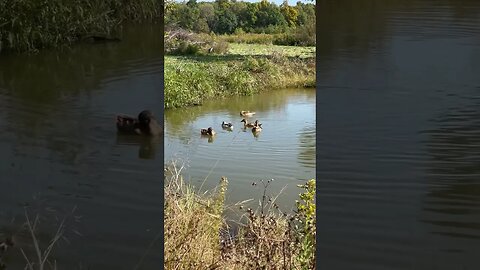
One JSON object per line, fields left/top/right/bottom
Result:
{"left": 165, "top": 0, "right": 315, "bottom": 35}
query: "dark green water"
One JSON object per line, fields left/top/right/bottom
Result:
{"left": 318, "top": 1, "right": 480, "bottom": 269}
{"left": 0, "top": 24, "right": 163, "bottom": 269}
{"left": 164, "top": 88, "right": 316, "bottom": 214}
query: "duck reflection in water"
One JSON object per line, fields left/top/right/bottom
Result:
{"left": 200, "top": 134, "right": 216, "bottom": 143}
{"left": 116, "top": 134, "right": 160, "bottom": 159}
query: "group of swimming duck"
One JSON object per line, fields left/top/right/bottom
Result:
{"left": 200, "top": 110, "right": 263, "bottom": 136}
{"left": 115, "top": 110, "right": 262, "bottom": 138}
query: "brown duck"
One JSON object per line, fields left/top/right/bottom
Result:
{"left": 116, "top": 110, "right": 163, "bottom": 136}
{"left": 201, "top": 127, "right": 216, "bottom": 136}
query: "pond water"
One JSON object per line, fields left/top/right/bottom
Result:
{"left": 0, "top": 24, "right": 163, "bottom": 269}
{"left": 317, "top": 0, "right": 480, "bottom": 269}
{"left": 164, "top": 88, "right": 316, "bottom": 214}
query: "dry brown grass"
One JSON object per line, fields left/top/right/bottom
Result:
{"left": 164, "top": 162, "right": 316, "bottom": 270}
{"left": 164, "top": 162, "right": 227, "bottom": 269}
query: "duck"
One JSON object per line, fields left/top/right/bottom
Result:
{"left": 201, "top": 127, "right": 216, "bottom": 136}
{"left": 252, "top": 119, "right": 263, "bottom": 133}
{"left": 241, "top": 119, "right": 256, "bottom": 128}
{"left": 240, "top": 111, "right": 256, "bottom": 117}
{"left": 116, "top": 110, "right": 163, "bottom": 136}
{"left": 253, "top": 120, "right": 262, "bottom": 128}
{"left": 221, "top": 121, "right": 233, "bottom": 129}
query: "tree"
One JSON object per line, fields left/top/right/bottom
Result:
{"left": 280, "top": 0, "right": 299, "bottom": 27}
{"left": 213, "top": 8, "right": 238, "bottom": 34}
{"left": 255, "top": 0, "right": 287, "bottom": 30}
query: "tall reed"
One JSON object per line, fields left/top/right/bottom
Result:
{"left": 164, "top": 161, "right": 316, "bottom": 269}
{"left": 0, "top": 0, "right": 161, "bottom": 53}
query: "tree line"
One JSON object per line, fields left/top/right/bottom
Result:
{"left": 165, "top": 0, "right": 315, "bottom": 35}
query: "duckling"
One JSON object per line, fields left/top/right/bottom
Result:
{"left": 221, "top": 121, "right": 233, "bottom": 129}
{"left": 240, "top": 111, "right": 256, "bottom": 117}
{"left": 241, "top": 119, "right": 255, "bottom": 128}
{"left": 201, "top": 127, "right": 216, "bottom": 136}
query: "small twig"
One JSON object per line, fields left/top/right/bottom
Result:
{"left": 24, "top": 209, "right": 43, "bottom": 270}
{"left": 20, "top": 248, "right": 34, "bottom": 270}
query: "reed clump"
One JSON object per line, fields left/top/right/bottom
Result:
{"left": 164, "top": 162, "right": 316, "bottom": 269}
{"left": 0, "top": 0, "right": 161, "bottom": 53}
{"left": 164, "top": 162, "right": 227, "bottom": 269}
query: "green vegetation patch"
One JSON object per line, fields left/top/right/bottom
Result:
{"left": 228, "top": 43, "right": 315, "bottom": 58}
{"left": 164, "top": 53, "right": 315, "bottom": 109}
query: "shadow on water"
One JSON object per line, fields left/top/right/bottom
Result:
{"left": 317, "top": 0, "right": 480, "bottom": 269}
{"left": 0, "top": 23, "right": 163, "bottom": 269}
{"left": 116, "top": 134, "right": 161, "bottom": 160}
{"left": 421, "top": 98, "right": 480, "bottom": 236}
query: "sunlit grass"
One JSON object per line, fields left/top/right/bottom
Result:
{"left": 164, "top": 54, "right": 315, "bottom": 109}
{"left": 228, "top": 43, "right": 316, "bottom": 58}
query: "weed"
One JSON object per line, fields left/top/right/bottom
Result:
{"left": 164, "top": 161, "right": 316, "bottom": 269}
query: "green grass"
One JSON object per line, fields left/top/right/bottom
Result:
{"left": 213, "top": 28, "right": 316, "bottom": 47}
{"left": 164, "top": 43, "right": 315, "bottom": 109}
{"left": 216, "top": 32, "right": 276, "bottom": 45}
{"left": 228, "top": 43, "right": 316, "bottom": 58}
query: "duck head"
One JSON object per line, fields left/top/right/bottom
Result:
{"left": 138, "top": 110, "right": 163, "bottom": 136}
{"left": 138, "top": 110, "right": 154, "bottom": 126}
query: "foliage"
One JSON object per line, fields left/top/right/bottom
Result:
{"left": 0, "top": 0, "right": 162, "bottom": 53}
{"left": 213, "top": 8, "right": 238, "bottom": 34}
{"left": 164, "top": 49, "right": 315, "bottom": 109}
{"left": 165, "top": 28, "right": 230, "bottom": 55}
{"left": 295, "top": 179, "right": 316, "bottom": 269}
{"left": 228, "top": 43, "right": 315, "bottom": 58}
{"left": 219, "top": 32, "right": 275, "bottom": 44}
{"left": 165, "top": 0, "right": 315, "bottom": 39}
{"left": 281, "top": 0, "right": 299, "bottom": 27}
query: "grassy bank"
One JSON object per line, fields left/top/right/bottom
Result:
{"left": 0, "top": 0, "right": 161, "bottom": 53}
{"left": 164, "top": 163, "right": 316, "bottom": 269}
{"left": 164, "top": 43, "right": 315, "bottom": 109}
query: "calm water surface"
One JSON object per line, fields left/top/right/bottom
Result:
{"left": 318, "top": 1, "right": 480, "bottom": 269}
{"left": 0, "top": 24, "right": 163, "bottom": 269}
{"left": 164, "top": 89, "right": 316, "bottom": 213}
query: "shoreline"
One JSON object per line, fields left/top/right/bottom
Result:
{"left": 164, "top": 52, "right": 316, "bottom": 110}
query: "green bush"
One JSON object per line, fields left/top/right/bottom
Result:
{"left": 295, "top": 179, "right": 316, "bottom": 269}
